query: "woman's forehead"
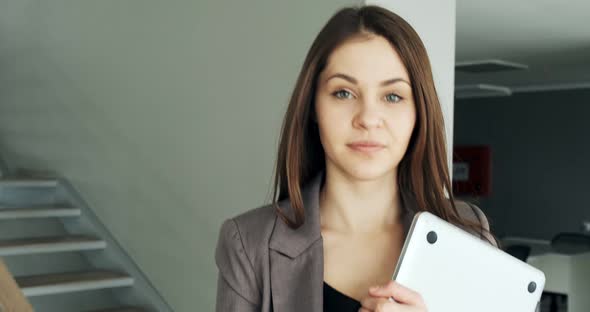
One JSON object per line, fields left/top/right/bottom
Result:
{"left": 321, "top": 35, "right": 411, "bottom": 85}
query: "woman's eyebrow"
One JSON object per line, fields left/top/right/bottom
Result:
{"left": 324, "top": 73, "right": 411, "bottom": 87}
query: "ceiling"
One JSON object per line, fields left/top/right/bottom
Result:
{"left": 455, "top": 0, "right": 590, "bottom": 90}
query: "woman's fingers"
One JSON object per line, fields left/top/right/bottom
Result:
{"left": 360, "top": 295, "right": 401, "bottom": 312}
{"left": 368, "top": 280, "right": 426, "bottom": 308}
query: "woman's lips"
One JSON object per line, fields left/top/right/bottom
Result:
{"left": 347, "top": 142, "right": 385, "bottom": 153}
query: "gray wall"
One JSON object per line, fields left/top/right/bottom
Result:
{"left": 454, "top": 89, "right": 590, "bottom": 240}
{"left": 0, "top": 0, "right": 457, "bottom": 310}
{"left": 0, "top": 1, "right": 356, "bottom": 309}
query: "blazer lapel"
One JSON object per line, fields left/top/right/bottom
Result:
{"left": 269, "top": 171, "right": 325, "bottom": 312}
{"left": 268, "top": 170, "right": 418, "bottom": 311}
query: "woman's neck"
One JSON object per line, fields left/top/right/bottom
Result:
{"left": 319, "top": 168, "right": 402, "bottom": 234}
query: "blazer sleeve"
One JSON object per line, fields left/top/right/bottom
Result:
{"left": 215, "top": 218, "right": 261, "bottom": 311}
{"left": 466, "top": 203, "right": 498, "bottom": 248}
{"left": 455, "top": 200, "right": 498, "bottom": 247}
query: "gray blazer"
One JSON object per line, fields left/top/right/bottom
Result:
{"left": 214, "top": 170, "right": 494, "bottom": 312}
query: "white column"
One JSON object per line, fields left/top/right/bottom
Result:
{"left": 364, "top": 0, "right": 457, "bottom": 174}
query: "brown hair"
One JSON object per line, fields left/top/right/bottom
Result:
{"left": 270, "top": 5, "right": 497, "bottom": 246}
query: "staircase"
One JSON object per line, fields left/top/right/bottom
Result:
{"left": 0, "top": 165, "right": 173, "bottom": 311}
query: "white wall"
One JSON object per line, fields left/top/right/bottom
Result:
{"left": 528, "top": 254, "right": 572, "bottom": 294}
{"left": 0, "top": 1, "right": 457, "bottom": 310}
{"left": 528, "top": 252, "right": 590, "bottom": 312}
{"left": 366, "top": 0, "right": 457, "bottom": 171}
{"left": 570, "top": 252, "right": 590, "bottom": 312}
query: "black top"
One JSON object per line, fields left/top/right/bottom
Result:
{"left": 323, "top": 281, "right": 362, "bottom": 312}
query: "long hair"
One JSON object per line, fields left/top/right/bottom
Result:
{"left": 270, "top": 5, "right": 495, "bottom": 244}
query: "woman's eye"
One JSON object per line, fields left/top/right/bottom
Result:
{"left": 385, "top": 93, "right": 403, "bottom": 103}
{"left": 332, "top": 90, "right": 354, "bottom": 100}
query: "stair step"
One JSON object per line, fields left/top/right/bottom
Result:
{"left": 0, "top": 178, "right": 58, "bottom": 187}
{"left": 85, "top": 307, "right": 146, "bottom": 312}
{"left": 0, "top": 207, "right": 81, "bottom": 219}
{"left": 16, "top": 270, "right": 134, "bottom": 297}
{"left": 0, "top": 235, "right": 106, "bottom": 256}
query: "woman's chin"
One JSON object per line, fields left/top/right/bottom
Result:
{"left": 340, "top": 162, "right": 396, "bottom": 181}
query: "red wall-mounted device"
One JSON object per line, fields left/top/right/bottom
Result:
{"left": 452, "top": 146, "right": 492, "bottom": 196}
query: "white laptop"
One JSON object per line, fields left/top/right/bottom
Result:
{"left": 392, "top": 211, "right": 545, "bottom": 312}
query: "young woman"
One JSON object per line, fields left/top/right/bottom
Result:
{"left": 215, "top": 5, "right": 497, "bottom": 312}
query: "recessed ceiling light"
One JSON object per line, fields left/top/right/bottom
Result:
{"left": 455, "top": 84, "right": 512, "bottom": 99}
{"left": 456, "top": 59, "right": 529, "bottom": 73}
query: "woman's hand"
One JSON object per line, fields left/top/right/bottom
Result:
{"left": 358, "top": 280, "right": 427, "bottom": 312}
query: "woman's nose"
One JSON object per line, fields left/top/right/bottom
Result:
{"left": 354, "top": 100, "right": 384, "bottom": 129}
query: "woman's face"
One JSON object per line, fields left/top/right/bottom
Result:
{"left": 315, "top": 34, "right": 416, "bottom": 181}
